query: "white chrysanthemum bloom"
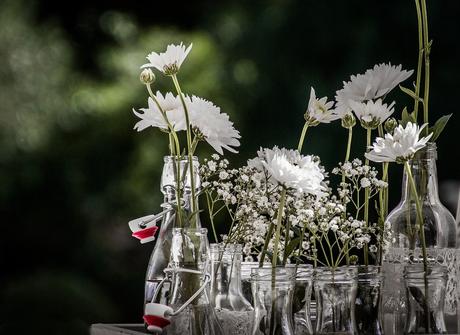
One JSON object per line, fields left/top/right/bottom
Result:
{"left": 141, "top": 42, "right": 193, "bottom": 75}
{"left": 349, "top": 99, "right": 395, "bottom": 129}
{"left": 258, "top": 147, "right": 326, "bottom": 196}
{"left": 133, "top": 92, "right": 186, "bottom": 131}
{"left": 248, "top": 146, "right": 301, "bottom": 171}
{"left": 365, "top": 122, "right": 433, "bottom": 163}
{"left": 188, "top": 96, "right": 241, "bottom": 154}
{"left": 305, "top": 87, "right": 339, "bottom": 125}
{"left": 335, "top": 63, "right": 413, "bottom": 117}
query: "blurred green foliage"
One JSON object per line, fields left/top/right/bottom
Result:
{"left": 1, "top": 0, "right": 459, "bottom": 334}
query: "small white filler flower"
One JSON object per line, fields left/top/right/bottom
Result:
{"left": 142, "top": 42, "right": 193, "bottom": 75}
{"left": 365, "top": 122, "right": 433, "bottom": 163}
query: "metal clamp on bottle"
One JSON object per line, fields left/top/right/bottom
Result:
{"left": 143, "top": 268, "right": 211, "bottom": 333}
{"left": 128, "top": 205, "right": 174, "bottom": 243}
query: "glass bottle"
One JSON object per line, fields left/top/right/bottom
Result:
{"left": 209, "top": 243, "right": 254, "bottom": 335}
{"left": 383, "top": 143, "right": 458, "bottom": 334}
{"left": 404, "top": 264, "right": 447, "bottom": 334}
{"left": 354, "top": 266, "right": 383, "bottom": 335}
{"left": 251, "top": 267, "right": 296, "bottom": 335}
{"left": 165, "top": 228, "right": 223, "bottom": 335}
{"left": 144, "top": 156, "right": 201, "bottom": 307}
{"left": 314, "top": 267, "right": 358, "bottom": 335}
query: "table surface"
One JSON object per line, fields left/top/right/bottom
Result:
{"left": 90, "top": 324, "right": 150, "bottom": 335}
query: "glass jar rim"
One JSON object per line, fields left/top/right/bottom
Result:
{"left": 210, "top": 243, "right": 243, "bottom": 253}
{"left": 404, "top": 263, "right": 447, "bottom": 279}
{"left": 250, "top": 266, "right": 296, "bottom": 282}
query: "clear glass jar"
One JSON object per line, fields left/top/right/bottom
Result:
{"left": 144, "top": 156, "right": 201, "bottom": 306}
{"left": 241, "top": 261, "right": 261, "bottom": 306}
{"left": 383, "top": 143, "right": 458, "bottom": 334}
{"left": 251, "top": 267, "right": 296, "bottom": 335}
{"left": 354, "top": 266, "right": 383, "bottom": 335}
{"left": 210, "top": 243, "right": 253, "bottom": 335}
{"left": 165, "top": 228, "right": 223, "bottom": 335}
{"left": 291, "top": 265, "right": 314, "bottom": 335}
{"left": 404, "top": 264, "right": 447, "bottom": 334}
{"left": 314, "top": 267, "right": 358, "bottom": 335}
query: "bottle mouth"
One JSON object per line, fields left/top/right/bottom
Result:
{"left": 314, "top": 266, "right": 358, "bottom": 282}
{"left": 172, "top": 227, "right": 208, "bottom": 235}
{"left": 413, "top": 142, "right": 437, "bottom": 160}
{"left": 164, "top": 155, "right": 199, "bottom": 163}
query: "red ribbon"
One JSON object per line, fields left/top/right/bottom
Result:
{"left": 143, "top": 314, "right": 171, "bottom": 328}
{"left": 132, "top": 226, "right": 158, "bottom": 241}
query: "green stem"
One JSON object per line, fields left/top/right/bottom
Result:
{"left": 171, "top": 74, "right": 198, "bottom": 227}
{"left": 282, "top": 216, "right": 291, "bottom": 266}
{"left": 342, "top": 127, "right": 353, "bottom": 184}
{"left": 363, "top": 128, "right": 372, "bottom": 266}
{"left": 378, "top": 163, "right": 389, "bottom": 266}
{"left": 146, "top": 84, "right": 181, "bottom": 154}
{"left": 297, "top": 122, "right": 309, "bottom": 153}
{"left": 421, "top": 0, "right": 430, "bottom": 135}
{"left": 272, "top": 188, "right": 287, "bottom": 268}
{"left": 259, "top": 221, "right": 275, "bottom": 267}
{"left": 404, "top": 161, "right": 430, "bottom": 332}
{"left": 414, "top": 0, "right": 424, "bottom": 120}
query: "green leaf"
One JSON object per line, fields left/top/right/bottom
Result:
{"left": 284, "top": 237, "right": 301, "bottom": 259}
{"left": 400, "top": 107, "right": 417, "bottom": 127}
{"left": 428, "top": 114, "right": 452, "bottom": 142}
{"left": 400, "top": 85, "right": 424, "bottom": 103}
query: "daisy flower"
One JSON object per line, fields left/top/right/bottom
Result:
{"left": 141, "top": 42, "right": 193, "bottom": 75}
{"left": 188, "top": 96, "right": 240, "bottom": 154}
{"left": 133, "top": 92, "right": 186, "bottom": 132}
{"left": 256, "top": 147, "right": 326, "bottom": 196}
{"left": 335, "top": 63, "right": 413, "bottom": 117}
{"left": 305, "top": 87, "right": 339, "bottom": 125}
{"left": 349, "top": 99, "right": 395, "bottom": 129}
{"left": 365, "top": 122, "right": 432, "bottom": 163}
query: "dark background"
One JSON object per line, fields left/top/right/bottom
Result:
{"left": 1, "top": 0, "right": 459, "bottom": 333}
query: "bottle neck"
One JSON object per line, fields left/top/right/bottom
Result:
{"left": 401, "top": 154, "right": 440, "bottom": 204}
{"left": 210, "top": 247, "right": 244, "bottom": 297}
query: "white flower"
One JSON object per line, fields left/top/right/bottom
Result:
{"left": 349, "top": 99, "right": 395, "bottom": 129}
{"left": 365, "top": 122, "right": 433, "bottom": 163}
{"left": 248, "top": 146, "right": 301, "bottom": 171}
{"left": 360, "top": 177, "right": 371, "bottom": 188}
{"left": 259, "top": 147, "right": 326, "bottom": 196}
{"left": 305, "top": 87, "right": 339, "bottom": 125}
{"left": 335, "top": 63, "right": 413, "bottom": 116}
{"left": 133, "top": 92, "right": 185, "bottom": 131}
{"left": 142, "top": 42, "right": 192, "bottom": 75}
{"left": 188, "top": 96, "right": 241, "bottom": 154}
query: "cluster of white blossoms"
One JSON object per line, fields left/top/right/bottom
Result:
{"left": 335, "top": 63, "right": 413, "bottom": 129}
{"left": 200, "top": 150, "right": 383, "bottom": 264}
{"left": 332, "top": 158, "right": 388, "bottom": 202}
{"left": 134, "top": 43, "right": 241, "bottom": 155}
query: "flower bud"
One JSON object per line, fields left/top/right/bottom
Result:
{"left": 341, "top": 113, "right": 356, "bottom": 129}
{"left": 140, "top": 68, "right": 155, "bottom": 85}
{"left": 384, "top": 117, "right": 398, "bottom": 133}
{"left": 349, "top": 255, "right": 359, "bottom": 265}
